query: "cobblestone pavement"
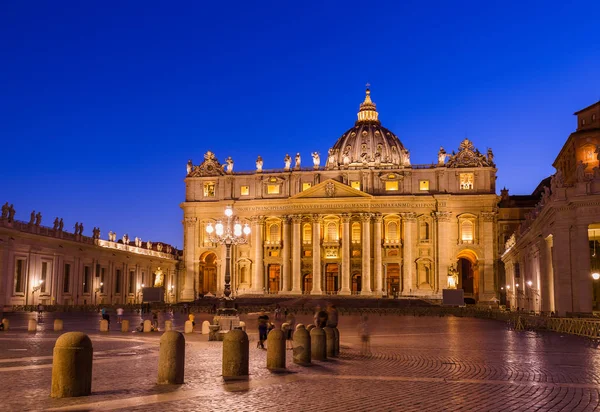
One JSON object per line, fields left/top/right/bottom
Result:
{"left": 1, "top": 310, "right": 600, "bottom": 411}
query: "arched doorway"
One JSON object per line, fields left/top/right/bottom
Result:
{"left": 200, "top": 252, "right": 218, "bottom": 295}
{"left": 268, "top": 264, "right": 280, "bottom": 293}
{"left": 302, "top": 273, "right": 312, "bottom": 294}
{"left": 386, "top": 263, "right": 400, "bottom": 297}
{"left": 325, "top": 263, "right": 339, "bottom": 294}
{"left": 456, "top": 250, "right": 479, "bottom": 300}
{"left": 352, "top": 273, "right": 362, "bottom": 294}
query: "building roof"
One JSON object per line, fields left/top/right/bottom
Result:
{"left": 574, "top": 100, "right": 600, "bottom": 115}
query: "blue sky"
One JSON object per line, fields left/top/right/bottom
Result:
{"left": 1, "top": 1, "right": 599, "bottom": 247}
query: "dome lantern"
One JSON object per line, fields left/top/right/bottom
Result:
{"left": 357, "top": 85, "right": 379, "bottom": 124}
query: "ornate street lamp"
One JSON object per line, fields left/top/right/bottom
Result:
{"left": 206, "top": 206, "right": 251, "bottom": 312}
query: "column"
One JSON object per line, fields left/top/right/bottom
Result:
{"left": 252, "top": 217, "right": 265, "bottom": 293}
{"left": 479, "top": 211, "right": 497, "bottom": 301}
{"left": 401, "top": 212, "right": 416, "bottom": 295}
{"left": 540, "top": 235, "right": 555, "bottom": 313}
{"left": 311, "top": 214, "right": 323, "bottom": 294}
{"left": 339, "top": 213, "right": 351, "bottom": 295}
{"left": 280, "top": 216, "right": 291, "bottom": 293}
{"left": 373, "top": 213, "right": 383, "bottom": 296}
{"left": 181, "top": 217, "right": 197, "bottom": 301}
{"left": 291, "top": 215, "right": 302, "bottom": 294}
{"left": 361, "top": 213, "right": 372, "bottom": 295}
{"left": 434, "top": 211, "right": 452, "bottom": 291}
{"left": 572, "top": 224, "right": 593, "bottom": 313}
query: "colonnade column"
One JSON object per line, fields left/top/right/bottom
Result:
{"left": 572, "top": 224, "right": 592, "bottom": 313}
{"left": 540, "top": 235, "right": 555, "bottom": 313}
{"left": 251, "top": 216, "right": 265, "bottom": 293}
{"left": 290, "top": 215, "right": 302, "bottom": 294}
{"left": 181, "top": 216, "right": 197, "bottom": 301}
{"left": 361, "top": 213, "right": 372, "bottom": 295}
{"left": 280, "top": 216, "right": 290, "bottom": 294}
{"left": 434, "top": 211, "right": 452, "bottom": 292}
{"left": 480, "top": 211, "right": 497, "bottom": 301}
{"left": 401, "top": 212, "right": 416, "bottom": 295}
{"left": 373, "top": 213, "right": 383, "bottom": 296}
{"left": 311, "top": 215, "right": 323, "bottom": 295}
{"left": 339, "top": 213, "right": 351, "bottom": 295}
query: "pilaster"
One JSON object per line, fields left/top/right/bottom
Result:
{"left": 290, "top": 215, "right": 302, "bottom": 294}
{"left": 401, "top": 212, "right": 416, "bottom": 295}
{"left": 373, "top": 213, "right": 383, "bottom": 296}
{"left": 311, "top": 214, "right": 323, "bottom": 295}
{"left": 339, "top": 213, "right": 351, "bottom": 295}
{"left": 280, "top": 215, "right": 291, "bottom": 293}
{"left": 181, "top": 216, "right": 197, "bottom": 301}
{"left": 360, "top": 213, "right": 372, "bottom": 295}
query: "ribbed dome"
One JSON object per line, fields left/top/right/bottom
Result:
{"left": 325, "top": 87, "right": 410, "bottom": 170}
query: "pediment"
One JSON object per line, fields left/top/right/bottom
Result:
{"left": 291, "top": 179, "right": 372, "bottom": 199}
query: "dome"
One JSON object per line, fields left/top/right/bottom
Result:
{"left": 325, "top": 87, "right": 410, "bottom": 170}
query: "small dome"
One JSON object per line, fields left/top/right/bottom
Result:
{"left": 325, "top": 87, "right": 409, "bottom": 169}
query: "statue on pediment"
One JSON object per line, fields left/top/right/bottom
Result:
{"left": 225, "top": 157, "right": 234, "bottom": 174}
{"left": 284, "top": 154, "right": 292, "bottom": 171}
{"left": 312, "top": 152, "right": 320, "bottom": 169}
{"left": 446, "top": 139, "right": 493, "bottom": 168}
{"left": 256, "top": 156, "right": 263, "bottom": 173}
{"left": 188, "top": 151, "right": 224, "bottom": 177}
{"left": 154, "top": 267, "right": 164, "bottom": 287}
{"left": 294, "top": 153, "right": 301, "bottom": 170}
{"left": 438, "top": 147, "right": 448, "bottom": 165}
{"left": 186, "top": 159, "right": 193, "bottom": 175}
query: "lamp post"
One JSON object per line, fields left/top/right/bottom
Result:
{"left": 95, "top": 282, "right": 103, "bottom": 305}
{"left": 32, "top": 279, "right": 44, "bottom": 305}
{"left": 206, "top": 205, "right": 251, "bottom": 313}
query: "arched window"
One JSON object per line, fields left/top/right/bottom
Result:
{"left": 461, "top": 220, "right": 473, "bottom": 243}
{"left": 303, "top": 223, "right": 312, "bottom": 243}
{"left": 387, "top": 221, "right": 398, "bottom": 241}
{"left": 269, "top": 224, "right": 280, "bottom": 242}
{"left": 352, "top": 222, "right": 361, "bottom": 242}
{"left": 327, "top": 222, "right": 338, "bottom": 242}
{"left": 419, "top": 221, "right": 429, "bottom": 241}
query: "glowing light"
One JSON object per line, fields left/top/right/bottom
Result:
{"left": 243, "top": 224, "right": 251, "bottom": 235}
{"left": 515, "top": 283, "right": 519, "bottom": 287}
{"left": 592, "top": 273, "right": 600, "bottom": 280}
{"left": 215, "top": 222, "right": 224, "bottom": 236}
{"left": 224, "top": 206, "right": 233, "bottom": 217}
{"left": 506, "top": 285, "right": 510, "bottom": 290}
{"left": 206, "top": 223, "right": 214, "bottom": 234}
{"left": 527, "top": 280, "right": 533, "bottom": 287}
{"left": 234, "top": 222, "right": 242, "bottom": 237}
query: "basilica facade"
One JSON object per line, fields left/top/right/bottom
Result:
{"left": 181, "top": 89, "right": 500, "bottom": 303}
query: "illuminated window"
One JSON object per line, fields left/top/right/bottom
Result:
{"left": 267, "top": 184, "right": 280, "bottom": 194}
{"left": 304, "top": 250, "right": 312, "bottom": 257}
{"left": 385, "top": 181, "right": 399, "bottom": 191}
{"left": 303, "top": 223, "right": 312, "bottom": 243}
{"left": 419, "top": 180, "right": 429, "bottom": 191}
{"left": 352, "top": 222, "right": 361, "bottom": 242}
{"left": 302, "top": 182, "right": 312, "bottom": 191}
{"left": 240, "top": 186, "right": 249, "bottom": 196}
{"left": 351, "top": 181, "right": 361, "bottom": 190}
{"left": 326, "top": 222, "right": 338, "bottom": 241}
{"left": 203, "top": 182, "right": 216, "bottom": 197}
{"left": 269, "top": 224, "right": 280, "bottom": 242}
{"left": 461, "top": 220, "right": 474, "bottom": 243}
{"left": 352, "top": 250, "right": 361, "bottom": 257}
{"left": 459, "top": 173, "right": 474, "bottom": 190}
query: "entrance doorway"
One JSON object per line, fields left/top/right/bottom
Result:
{"left": 268, "top": 264, "right": 280, "bottom": 293}
{"left": 456, "top": 249, "right": 479, "bottom": 300}
{"left": 302, "top": 273, "right": 312, "bottom": 294}
{"left": 201, "top": 252, "right": 218, "bottom": 295}
{"left": 325, "top": 263, "right": 339, "bottom": 294}
{"left": 386, "top": 263, "right": 400, "bottom": 297}
{"left": 351, "top": 273, "right": 362, "bottom": 294}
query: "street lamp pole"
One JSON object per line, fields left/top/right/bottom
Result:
{"left": 206, "top": 205, "right": 251, "bottom": 312}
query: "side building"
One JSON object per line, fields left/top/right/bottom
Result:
{"left": 181, "top": 88, "right": 500, "bottom": 303}
{"left": 0, "top": 209, "right": 180, "bottom": 308}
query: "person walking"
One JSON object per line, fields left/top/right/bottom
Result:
{"left": 358, "top": 315, "right": 371, "bottom": 356}
{"left": 326, "top": 303, "right": 338, "bottom": 328}
{"left": 116, "top": 307, "right": 124, "bottom": 324}
{"left": 257, "top": 309, "right": 269, "bottom": 349}
{"left": 285, "top": 311, "right": 296, "bottom": 350}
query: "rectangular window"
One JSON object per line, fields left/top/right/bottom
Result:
{"left": 302, "top": 182, "right": 312, "bottom": 191}
{"left": 203, "top": 182, "right": 216, "bottom": 197}
{"left": 128, "top": 271, "right": 135, "bottom": 294}
{"left": 115, "top": 269, "right": 121, "bottom": 294}
{"left": 419, "top": 180, "right": 430, "bottom": 191}
{"left": 267, "top": 184, "right": 280, "bottom": 194}
{"left": 83, "top": 266, "right": 90, "bottom": 293}
{"left": 41, "top": 262, "right": 48, "bottom": 293}
{"left": 100, "top": 268, "right": 105, "bottom": 293}
{"left": 351, "top": 181, "right": 361, "bottom": 190}
{"left": 460, "top": 173, "right": 474, "bottom": 190}
{"left": 63, "top": 264, "right": 71, "bottom": 293}
{"left": 240, "top": 185, "right": 249, "bottom": 196}
{"left": 14, "top": 259, "right": 24, "bottom": 293}
{"left": 385, "top": 181, "right": 399, "bottom": 191}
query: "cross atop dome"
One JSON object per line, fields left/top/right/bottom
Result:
{"left": 357, "top": 84, "right": 379, "bottom": 123}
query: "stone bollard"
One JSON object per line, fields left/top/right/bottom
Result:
{"left": 266, "top": 329, "right": 286, "bottom": 370}
{"left": 157, "top": 331, "right": 185, "bottom": 385}
{"left": 50, "top": 332, "right": 93, "bottom": 398}
{"left": 54, "top": 319, "right": 64, "bottom": 332}
{"left": 293, "top": 325, "right": 311, "bottom": 366}
{"left": 164, "top": 320, "right": 173, "bottom": 332}
{"left": 99, "top": 320, "right": 109, "bottom": 332}
{"left": 239, "top": 320, "right": 246, "bottom": 332}
{"left": 324, "top": 327, "right": 335, "bottom": 358}
{"left": 295, "top": 323, "right": 304, "bottom": 331}
{"left": 143, "top": 320, "right": 152, "bottom": 332}
{"left": 184, "top": 320, "right": 194, "bottom": 334}
{"left": 310, "top": 327, "right": 326, "bottom": 361}
{"left": 2, "top": 318, "right": 9, "bottom": 330}
{"left": 222, "top": 329, "right": 249, "bottom": 379}
{"left": 121, "top": 319, "right": 130, "bottom": 333}
{"left": 201, "top": 320, "right": 210, "bottom": 334}
{"left": 333, "top": 327, "right": 340, "bottom": 357}
{"left": 28, "top": 319, "right": 37, "bottom": 332}
{"left": 306, "top": 324, "right": 315, "bottom": 333}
